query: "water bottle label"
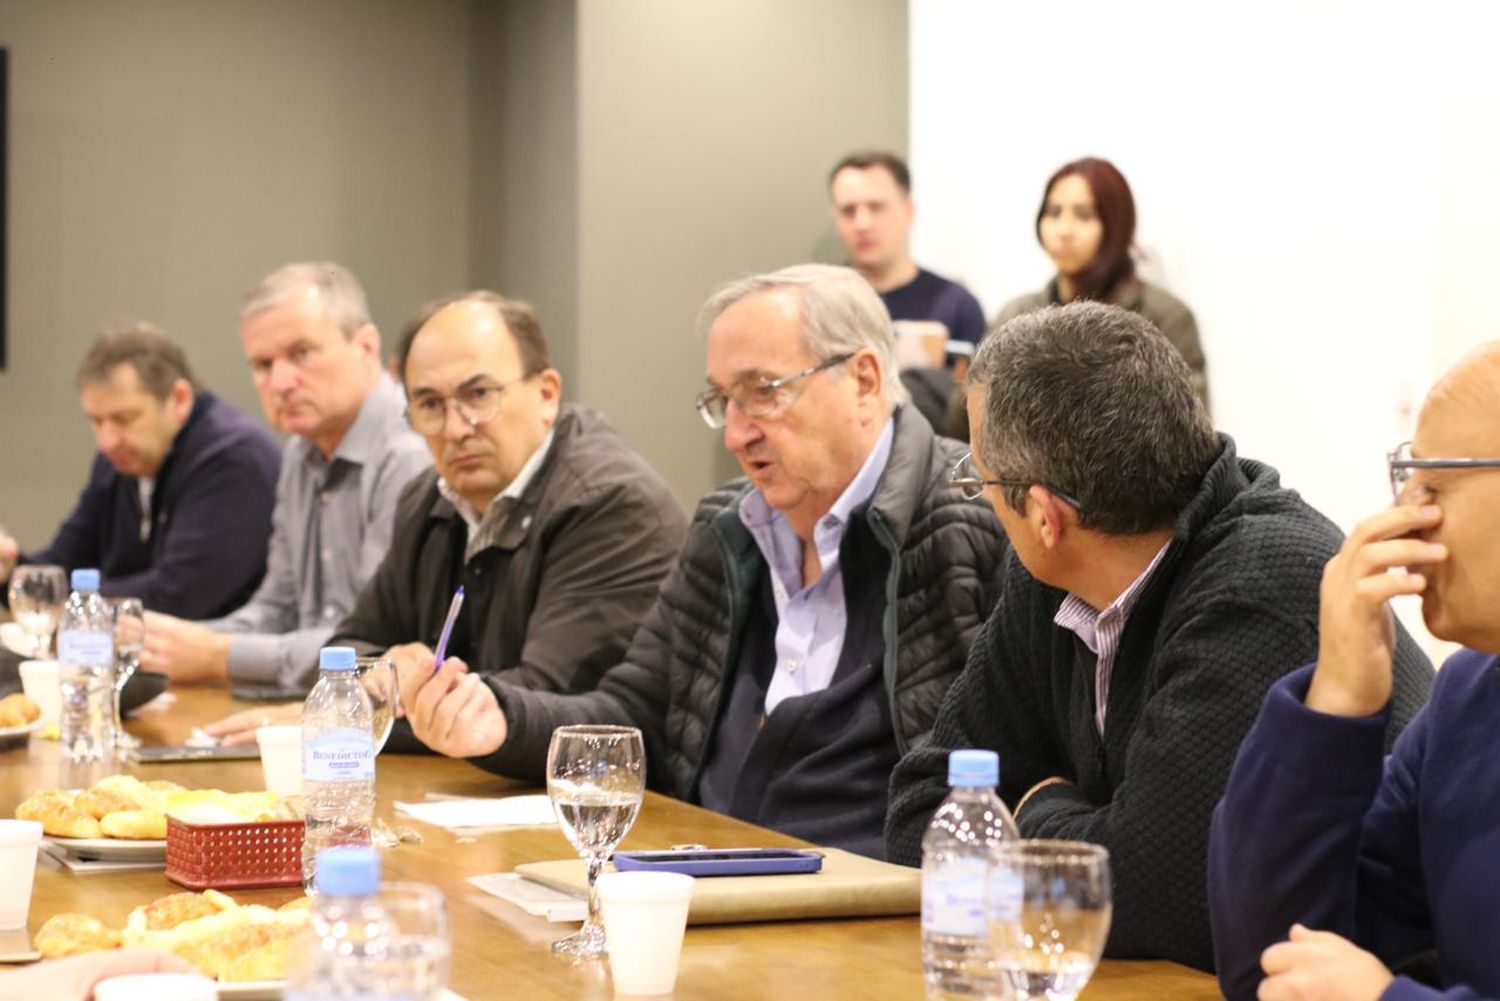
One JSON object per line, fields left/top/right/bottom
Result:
{"left": 57, "top": 630, "right": 113, "bottom": 666}
{"left": 988, "top": 866, "right": 1023, "bottom": 923}
{"left": 922, "top": 858, "right": 988, "bottom": 936}
{"left": 304, "top": 727, "right": 375, "bottom": 782}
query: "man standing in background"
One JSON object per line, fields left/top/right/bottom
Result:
{"left": 144, "top": 263, "right": 430, "bottom": 692}
{"left": 0, "top": 323, "right": 281, "bottom": 619}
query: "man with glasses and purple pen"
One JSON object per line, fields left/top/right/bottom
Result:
{"left": 884, "top": 301, "right": 1434, "bottom": 972}
{"left": 393, "top": 263, "right": 1007, "bottom": 859}
{"left": 1211, "top": 343, "right": 1500, "bottom": 1001}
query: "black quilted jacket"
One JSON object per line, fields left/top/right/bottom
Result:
{"left": 471, "top": 406, "right": 1008, "bottom": 801}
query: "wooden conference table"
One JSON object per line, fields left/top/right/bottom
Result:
{"left": 0, "top": 687, "right": 1221, "bottom": 1000}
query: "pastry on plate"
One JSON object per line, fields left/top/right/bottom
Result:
{"left": 35, "top": 913, "right": 121, "bottom": 958}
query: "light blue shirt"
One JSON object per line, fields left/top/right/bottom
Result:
{"left": 738, "top": 419, "right": 895, "bottom": 715}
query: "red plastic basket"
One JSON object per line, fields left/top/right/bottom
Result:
{"left": 165, "top": 815, "right": 305, "bottom": 890}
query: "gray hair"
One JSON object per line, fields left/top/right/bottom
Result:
{"left": 968, "top": 301, "right": 1218, "bottom": 534}
{"left": 77, "top": 321, "right": 199, "bottom": 398}
{"left": 240, "top": 262, "right": 373, "bottom": 338}
{"left": 697, "top": 263, "right": 907, "bottom": 407}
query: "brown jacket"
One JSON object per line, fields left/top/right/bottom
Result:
{"left": 333, "top": 405, "right": 687, "bottom": 731}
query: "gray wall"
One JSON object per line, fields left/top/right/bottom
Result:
{"left": 0, "top": 0, "right": 473, "bottom": 544}
{"left": 0, "top": 0, "right": 907, "bottom": 544}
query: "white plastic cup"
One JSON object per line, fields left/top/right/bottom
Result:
{"left": 18, "top": 659, "right": 62, "bottom": 730}
{"left": 0, "top": 820, "right": 42, "bottom": 930}
{"left": 255, "top": 725, "right": 302, "bottom": 796}
{"left": 597, "top": 870, "right": 695, "bottom": 996}
{"left": 93, "top": 972, "right": 219, "bottom": 1001}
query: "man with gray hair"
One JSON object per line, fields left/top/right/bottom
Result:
{"left": 885, "top": 301, "right": 1434, "bottom": 969}
{"left": 0, "top": 323, "right": 281, "bottom": 618}
{"left": 143, "top": 263, "right": 430, "bottom": 691}
{"left": 391, "top": 263, "right": 1007, "bottom": 859}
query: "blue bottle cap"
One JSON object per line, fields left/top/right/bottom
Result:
{"left": 315, "top": 846, "right": 380, "bottom": 896}
{"left": 319, "top": 646, "right": 357, "bottom": 671}
{"left": 947, "top": 749, "right": 999, "bottom": 788}
{"left": 70, "top": 568, "right": 101, "bottom": 591}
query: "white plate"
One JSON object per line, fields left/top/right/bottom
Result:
{"left": 0, "top": 718, "right": 44, "bottom": 741}
{"left": 0, "top": 621, "right": 32, "bottom": 656}
{"left": 41, "top": 835, "right": 167, "bottom": 861}
{"left": 217, "top": 981, "right": 284, "bottom": 1000}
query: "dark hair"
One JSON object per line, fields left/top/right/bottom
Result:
{"left": 396, "top": 291, "right": 552, "bottom": 383}
{"left": 967, "top": 301, "right": 1218, "bottom": 535}
{"left": 828, "top": 150, "right": 911, "bottom": 195}
{"left": 76, "top": 321, "right": 199, "bottom": 399}
{"left": 1036, "top": 157, "right": 1136, "bottom": 302}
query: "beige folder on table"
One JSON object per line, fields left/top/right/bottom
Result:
{"left": 514, "top": 848, "right": 920, "bottom": 925}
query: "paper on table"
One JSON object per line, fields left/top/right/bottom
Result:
{"left": 467, "top": 872, "right": 587, "bottom": 923}
{"left": 393, "top": 795, "right": 555, "bottom": 830}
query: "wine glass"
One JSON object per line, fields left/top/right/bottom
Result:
{"left": 546, "top": 724, "right": 646, "bottom": 958}
{"left": 8, "top": 565, "right": 67, "bottom": 657}
{"left": 988, "top": 840, "right": 1112, "bottom": 1001}
{"left": 374, "top": 882, "right": 452, "bottom": 1001}
{"left": 356, "top": 656, "right": 400, "bottom": 752}
{"left": 109, "top": 597, "right": 144, "bottom": 753}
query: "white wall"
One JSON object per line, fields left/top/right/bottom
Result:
{"left": 910, "top": 0, "right": 1500, "bottom": 660}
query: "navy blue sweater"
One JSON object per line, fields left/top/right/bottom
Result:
{"left": 1210, "top": 651, "right": 1500, "bottom": 1001}
{"left": 24, "top": 392, "right": 280, "bottom": 620}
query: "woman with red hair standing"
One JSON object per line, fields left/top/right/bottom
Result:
{"left": 996, "top": 157, "right": 1209, "bottom": 410}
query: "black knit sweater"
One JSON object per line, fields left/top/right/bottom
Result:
{"left": 884, "top": 437, "right": 1434, "bottom": 972}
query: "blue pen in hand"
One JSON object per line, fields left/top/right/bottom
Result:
{"left": 432, "top": 585, "right": 465, "bottom": 672}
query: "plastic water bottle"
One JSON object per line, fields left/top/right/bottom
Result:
{"left": 55, "top": 568, "right": 115, "bottom": 763}
{"left": 922, "top": 749, "right": 1020, "bottom": 999}
{"left": 285, "top": 846, "right": 395, "bottom": 1001}
{"left": 302, "top": 646, "right": 376, "bottom": 888}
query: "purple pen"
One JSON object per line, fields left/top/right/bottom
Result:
{"left": 432, "top": 585, "right": 465, "bottom": 671}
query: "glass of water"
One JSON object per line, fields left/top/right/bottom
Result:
{"left": 109, "top": 597, "right": 145, "bottom": 752}
{"left": 988, "top": 840, "right": 1112, "bottom": 1001}
{"left": 8, "top": 565, "right": 67, "bottom": 657}
{"left": 546, "top": 724, "right": 645, "bottom": 958}
{"left": 356, "top": 656, "right": 400, "bottom": 752}
{"left": 375, "top": 882, "right": 451, "bottom": 1000}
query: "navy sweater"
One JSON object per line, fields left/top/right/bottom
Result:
{"left": 1210, "top": 651, "right": 1500, "bottom": 1001}
{"left": 24, "top": 392, "right": 281, "bottom": 619}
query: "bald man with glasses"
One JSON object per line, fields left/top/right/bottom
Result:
{"left": 392, "top": 264, "right": 1007, "bottom": 859}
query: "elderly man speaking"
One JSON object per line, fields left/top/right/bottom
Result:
{"left": 392, "top": 264, "right": 1007, "bottom": 859}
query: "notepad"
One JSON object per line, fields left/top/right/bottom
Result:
{"left": 393, "top": 795, "right": 556, "bottom": 829}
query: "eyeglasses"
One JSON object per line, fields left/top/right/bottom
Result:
{"left": 1387, "top": 440, "right": 1500, "bottom": 502}
{"left": 949, "top": 451, "right": 1085, "bottom": 511}
{"left": 695, "top": 353, "right": 854, "bottom": 429}
{"left": 405, "top": 374, "right": 533, "bottom": 435}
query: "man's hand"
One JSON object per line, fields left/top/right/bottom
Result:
{"left": 141, "top": 611, "right": 233, "bottom": 684}
{"left": 0, "top": 532, "right": 18, "bottom": 582}
{"left": 1258, "top": 924, "right": 1393, "bottom": 1001}
{"left": 203, "top": 702, "right": 301, "bottom": 746}
{"left": 8, "top": 948, "right": 194, "bottom": 1000}
{"left": 1306, "top": 504, "right": 1445, "bottom": 718}
{"left": 405, "top": 657, "right": 507, "bottom": 758}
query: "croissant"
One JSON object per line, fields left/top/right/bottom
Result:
{"left": 15, "top": 790, "right": 104, "bottom": 839}
{"left": 99, "top": 807, "right": 168, "bottom": 840}
{"left": 77, "top": 775, "right": 154, "bottom": 819}
{"left": 35, "top": 913, "right": 121, "bottom": 958}
{"left": 210, "top": 919, "right": 304, "bottom": 982}
{"left": 0, "top": 692, "right": 40, "bottom": 727}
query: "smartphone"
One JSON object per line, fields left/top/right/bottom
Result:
{"left": 133, "top": 744, "right": 262, "bottom": 762}
{"left": 231, "top": 686, "right": 307, "bottom": 703}
{"left": 612, "top": 848, "right": 823, "bottom": 877}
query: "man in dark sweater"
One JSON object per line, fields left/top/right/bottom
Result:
{"left": 0, "top": 323, "right": 280, "bottom": 619}
{"left": 394, "top": 265, "right": 1007, "bottom": 858}
{"left": 1210, "top": 342, "right": 1500, "bottom": 1001}
{"left": 884, "top": 302, "right": 1433, "bottom": 971}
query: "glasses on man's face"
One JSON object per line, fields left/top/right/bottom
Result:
{"left": 695, "top": 353, "right": 854, "bottom": 429}
{"left": 949, "top": 451, "right": 1085, "bottom": 511}
{"left": 405, "top": 374, "right": 532, "bottom": 435}
{"left": 1387, "top": 440, "right": 1500, "bottom": 503}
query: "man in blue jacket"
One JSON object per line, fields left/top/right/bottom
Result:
{"left": 1210, "top": 341, "right": 1500, "bottom": 1001}
{"left": 0, "top": 323, "right": 280, "bottom": 619}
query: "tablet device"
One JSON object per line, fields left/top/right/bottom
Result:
{"left": 612, "top": 848, "right": 823, "bottom": 877}
{"left": 133, "top": 744, "right": 262, "bottom": 762}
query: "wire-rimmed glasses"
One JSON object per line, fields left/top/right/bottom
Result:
{"left": 1387, "top": 440, "right": 1500, "bottom": 503}
{"left": 695, "top": 353, "right": 853, "bottom": 429}
{"left": 949, "top": 451, "right": 1085, "bottom": 511}
{"left": 546, "top": 724, "right": 646, "bottom": 958}
{"left": 404, "top": 374, "right": 536, "bottom": 435}
{"left": 8, "top": 565, "right": 67, "bottom": 658}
